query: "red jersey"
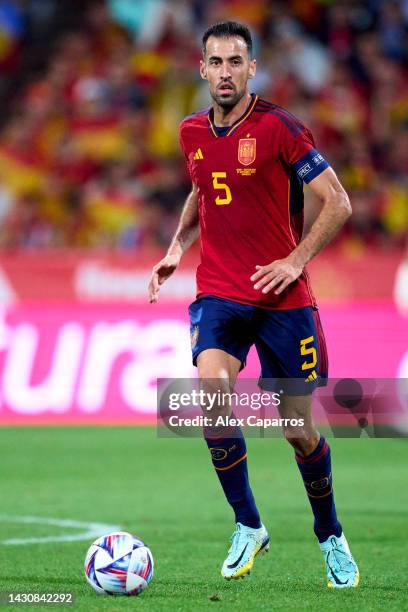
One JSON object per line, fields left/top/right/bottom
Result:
{"left": 179, "top": 94, "right": 330, "bottom": 309}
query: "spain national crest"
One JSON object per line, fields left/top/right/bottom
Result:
{"left": 238, "top": 138, "right": 256, "bottom": 166}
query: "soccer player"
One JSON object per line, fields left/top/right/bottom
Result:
{"left": 149, "top": 21, "right": 359, "bottom": 588}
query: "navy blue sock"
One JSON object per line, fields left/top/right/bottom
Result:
{"left": 205, "top": 428, "right": 261, "bottom": 529}
{"left": 295, "top": 436, "right": 342, "bottom": 543}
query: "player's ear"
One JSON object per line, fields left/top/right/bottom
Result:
{"left": 248, "top": 58, "right": 257, "bottom": 79}
{"left": 200, "top": 60, "right": 207, "bottom": 80}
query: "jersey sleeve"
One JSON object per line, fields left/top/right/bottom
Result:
{"left": 179, "top": 122, "right": 195, "bottom": 183}
{"left": 280, "top": 122, "right": 330, "bottom": 184}
{"left": 179, "top": 123, "right": 189, "bottom": 162}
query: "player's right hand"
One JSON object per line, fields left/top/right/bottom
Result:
{"left": 148, "top": 254, "right": 180, "bottom": 303}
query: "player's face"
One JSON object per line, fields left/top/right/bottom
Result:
{"left": 200, "top": 36, "right": 256, "bottom": 109}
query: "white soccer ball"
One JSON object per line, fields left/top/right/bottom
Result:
{"left": 84, "top": 531, "right": 154, "bottom": 596}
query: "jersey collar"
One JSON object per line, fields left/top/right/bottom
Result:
{"left": 208, "top": 93, "right": 258, "bottom": 138}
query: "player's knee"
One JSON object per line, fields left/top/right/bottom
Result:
{"left": 197, "top": 349, "right": 240, "bottom": 382}
{"left": 198, "top": 368, "right": 231, "bottom": 383}
{"left": 281, "top": 419, "right": 306, "bottom": 442}
{"left": 284, "top": 431, "right": 320, "bottom": 456}
{"left": 197, "top": 365, "right": 234, "bottom": 400}
{"left": 283, "top": 431, "right": 302, "bottom": 450}
{"left": 197, "top": 376, "right": 231, "bottom": 417}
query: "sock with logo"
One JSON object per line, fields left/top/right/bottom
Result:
{"left": 204, "top": 427, "right": 261, "bottom": 529}
{"left": 295, "top": 436, "right": 342, "bottom": 542}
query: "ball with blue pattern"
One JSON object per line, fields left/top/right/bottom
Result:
{"left": 84, "top": 531, "right": 154, "bottom": 596}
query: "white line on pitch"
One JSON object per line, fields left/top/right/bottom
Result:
{"left": 0, "top": 515, "right": 121, "bottom": 545}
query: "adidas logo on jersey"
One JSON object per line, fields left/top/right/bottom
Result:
{"left": 193, "top": 148, "right": 204, "bottom": 160}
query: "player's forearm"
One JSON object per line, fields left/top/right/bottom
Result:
{"left": 167, "top": 187, "right": 200, "bottom": 258}
{"left": 290, "top": 190, "right": 351, "bottom": 268}
{"left": 167, "top": 225, "right": 199, "bottom": 258}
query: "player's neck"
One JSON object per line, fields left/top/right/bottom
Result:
{"left": 213, "top": 92, "right": 252, "bottom": 127}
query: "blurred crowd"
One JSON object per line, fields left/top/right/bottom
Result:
{"left": 0, "top": 0, "right": 406, "bottom": 250}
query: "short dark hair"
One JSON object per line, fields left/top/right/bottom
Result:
{"left": 202, "top": 21, "right": 253, "bottom": 57}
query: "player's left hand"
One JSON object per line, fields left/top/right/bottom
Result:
{"left": 250, "top": 256, "right": 303, "bottom": 295}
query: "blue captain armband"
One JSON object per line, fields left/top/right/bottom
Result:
{"left": 292, "top": 149, "right": 330, "bottom": 183}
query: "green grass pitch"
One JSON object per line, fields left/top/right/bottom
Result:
{"left": 0, "top": 427, "right": 406, "bottom": 611}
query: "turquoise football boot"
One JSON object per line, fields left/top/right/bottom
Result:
{"left": 221, "top": 522, "right": 269, "bottom": 580}
{"left": 320, "top": 533, "right": 359, "bottom": 588}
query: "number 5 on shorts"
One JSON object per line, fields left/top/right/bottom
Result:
{"left": 300, "top": 336, "right": 317, "bottom": 370}
{"left": 212, "top": 172, "right": 232, "bottom": 205}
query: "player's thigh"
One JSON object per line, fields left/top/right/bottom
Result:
{"left": 254, "top": 306, "right": 324, "bottom": 452}
{"left": 196, "top": 349, "right": 241, "bottom": 418}
{"left": 189, "top": 296, "right": 253, "bottom": 417}
{"left": 255, "top": 306, "right": 328, "bottom": 393}
{"left": 196, "top": 348, "right": 241, "bottom": 383}
{"left": 188, "top": 296, "right": 253, "bottom": 374}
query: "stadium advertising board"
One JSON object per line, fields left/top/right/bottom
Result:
{"left": 0, "top": 302, "right": 406, "bottom": 425}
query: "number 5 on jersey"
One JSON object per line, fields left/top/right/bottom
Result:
{"left": 212, "top": 172, "right": 232, "bottom": 206}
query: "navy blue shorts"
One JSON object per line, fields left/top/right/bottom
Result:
{"left": 188, "top": 296, "right": 328, "bottom": 394}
